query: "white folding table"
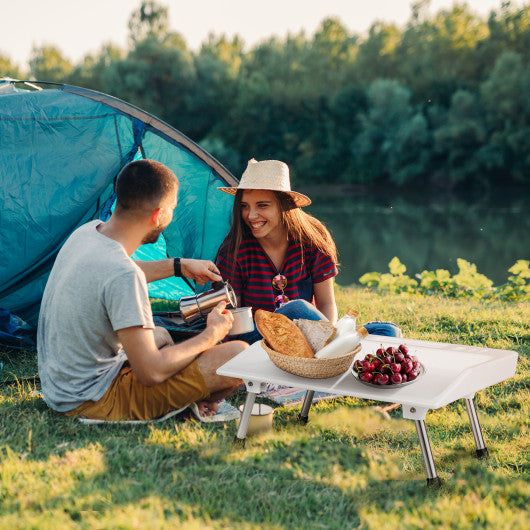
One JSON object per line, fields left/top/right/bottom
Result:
{"left": 217, "top": 335, "right": 518, "bottom": 485}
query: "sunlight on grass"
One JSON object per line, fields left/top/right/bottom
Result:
{"left": 0, "top": 287, "right": 528, "bottom": 527}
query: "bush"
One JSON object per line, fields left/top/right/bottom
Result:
{"left": 359, "top": 257, "right": 529, "bottom": 301}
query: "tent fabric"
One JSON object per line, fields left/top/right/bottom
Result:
{"left": 0, "top": 80, "right": 237, "bottom": 338}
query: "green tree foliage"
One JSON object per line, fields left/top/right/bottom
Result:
{"left": 67, "top": 44, "right": 124, "bottom": 94}
{"left": 434, "top": 89, "right": 487, "bottom": 184}
{"left": 0, "top": 53, "right": 24, "bottom": 79}
{"left": 14, "top": 0, "right": 529, "bottom": 188}
{"left": 28, "top": 46, "right": 73, "bottom": 82}
{"left": 353, "top": 79, "right": 431, "bottom": 185}
{"left": 396, "top": 2, "right": 489, "bottom": 105}
{"left": 479, "top": 51, "right": 530, "bottom": 183}
{"left": 127, "top": 0, "right": 170, "bottom": 45}
{"left": 194, "top": 34, "right": 244, "bottom": 146}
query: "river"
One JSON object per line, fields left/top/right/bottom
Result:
{"left": 304, "top": 185, "right": 530, "bottom": 287}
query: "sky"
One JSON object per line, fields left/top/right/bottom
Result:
{"left": 0, "top": 0, "right": 518, "bottom": 68}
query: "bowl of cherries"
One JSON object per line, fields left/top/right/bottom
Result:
{"left": 352, "top": 344, "right": 425, "bottom": 388}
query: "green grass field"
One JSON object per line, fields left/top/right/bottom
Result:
{"left": 1, "top": 287, "right": 528, "bottom": 529}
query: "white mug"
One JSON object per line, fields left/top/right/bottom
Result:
{"left": 228, "top": 307, "right": 254, "bottom": 335}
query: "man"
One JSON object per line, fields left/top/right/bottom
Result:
{"left": 37, "top": 159, "right": 246, "bottom": 421}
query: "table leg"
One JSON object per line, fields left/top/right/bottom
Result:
{"left": 298, "top": 390, "right": 315, "bottom": 425}
{"left": 414, "top": 419, "right": 442, "bottom": 487}
{"left": 464, "top": 397, "right": 489, "bottom": 459}
{"left": 233, "top": 391, "right": 257, "bottom": 447}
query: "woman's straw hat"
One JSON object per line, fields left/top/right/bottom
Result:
{"left": 218, "top": 159, "right": 311, "bottom": 207}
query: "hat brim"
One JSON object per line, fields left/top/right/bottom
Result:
{"left": 217, "top": 187, "right": 311, "bottom": 207}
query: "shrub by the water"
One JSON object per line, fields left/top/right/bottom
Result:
{"left": 360, "top": 257, "right": 530, "bottom": 301}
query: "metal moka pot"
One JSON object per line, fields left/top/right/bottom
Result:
{"left": 179, "top": 281, "right": 237, "bottom": 325}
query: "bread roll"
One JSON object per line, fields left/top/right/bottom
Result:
{"left": 255, "top": 310, "right": 314, "bottom": 358}
{"left": 294, "top": 319, "right": 336, "bottom": 354}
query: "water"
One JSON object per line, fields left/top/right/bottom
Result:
{"left": 304, "top": 186, "right": 530, "bottom": 287}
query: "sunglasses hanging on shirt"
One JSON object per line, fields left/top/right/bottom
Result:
{"left": 272, "top": 273, "right": 289, "bottom": 308}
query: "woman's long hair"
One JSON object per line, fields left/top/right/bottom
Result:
{"left": 218, "top": 190, "right": 338, "bottom": 266}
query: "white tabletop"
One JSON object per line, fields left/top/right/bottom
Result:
{"left": 217, "top": 336, "right": 518, "bottom": 413}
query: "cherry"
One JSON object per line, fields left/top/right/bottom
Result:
{"left": 360, "top": 372, "right": 374, "bottom": 383}
{"left": 363, "top": 361, "right": 375, "bottom": 372}
{"left": 353, "top": 360, "right": 363, "bottom": 373}
{"left": 402, "top": 359, "right": 413, "bottom": 374}
{"left": 375, "top": 373, "right": 390, "bottom": 385}
{"left": 390, "top": 362, "right": 401, "bottom": 374}
{"left": 381, "top": 364, "right": 392, "bottom": 374}
{"left": 356, "top": 347, "right": 421, "bottom": 387}
{"left": 394, "top": 351, "right": 405, "bottom": 363}
{"left": 390, "top": 373, "right": 403, "bottom": 384}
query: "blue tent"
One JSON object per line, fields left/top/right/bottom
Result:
{"left": 0, "top": 79, "right": 237, "bottom": 346}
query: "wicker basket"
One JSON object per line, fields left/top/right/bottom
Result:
{"left": 261, "top": 339, "right": 362, "bottom": 379}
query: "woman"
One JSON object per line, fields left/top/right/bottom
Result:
{"left": 216, "top": 159, "right": 401, "bottom": 342}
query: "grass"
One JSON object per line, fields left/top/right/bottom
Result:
{"left": 1, "top": 287, "right": 529, "bottom": 528}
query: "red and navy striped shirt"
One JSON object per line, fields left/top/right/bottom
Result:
{"left": 216, "top": 237, "right": 338, "bottom": 312}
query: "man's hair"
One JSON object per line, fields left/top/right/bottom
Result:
{"left": 115, "top": 159, "right": 178, "bottom": 213}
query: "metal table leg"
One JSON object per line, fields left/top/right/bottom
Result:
{"left": 464, "top": 397, "right": 489, "bottom": 459}
{"left": 298, "top": 390, "right": 315, "bottom": 425}
{"left": 233, "top": 391, "right": 257, "bottom": 447}
{"left": 415, "top": 419, "right": 442, "bottom": 487}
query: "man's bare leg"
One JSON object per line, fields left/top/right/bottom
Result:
{"left": 154, "top": 328, "right": 246, "bottom": 417}
{"left": 196, "top": 340, "right": 246, "bottom": 416}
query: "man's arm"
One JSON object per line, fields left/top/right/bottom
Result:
{"left": 134, "top": 258, "right": 223, "bottom": 285}
{"left": 116, "top": 301, "right": 233, "bottom": 386}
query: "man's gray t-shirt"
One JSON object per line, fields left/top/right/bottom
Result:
{"left": 37, "top": 220, "right": 154, "bottom": 412}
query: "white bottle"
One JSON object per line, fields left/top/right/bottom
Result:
{"left": 315, "top": 325, "right": 368, "bottom": 359}
{"left": 335, "top": 309, "right": 360, "bottom": 337}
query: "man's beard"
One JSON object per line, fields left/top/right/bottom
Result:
{"left": 141, "top": 227, "right": 164, "bottom": 245}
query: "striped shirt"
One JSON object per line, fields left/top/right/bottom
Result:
{"left": 216, "top": 237, "right": 338, "bottom": 312}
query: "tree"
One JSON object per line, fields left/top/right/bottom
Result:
{"left": 479, "top": 51, "right": 530, "bottom": 183}
{"left": 396, "top": 2, "right": 488, "bottom": 105}
{"left": 434, "top": 89, "right": 487, "bottom": 184}
{"left": 0, "top": 53, "right": 24, "bottom": 79}
{"left": 67, "top": 44, "right": 124, "bottom": 93}
{"left": 128, "top": 0, "right": 169, "bottom": 45}
{"left": 28, "top": 46, "right": 73, "bottom": 82}
{"left": 193, "top": 34, "right": 244, "bottom": 141}
{"left": 352, "top": 79, "right": 429, "bottom": 185}
{"left": 353, "top": 22, "right": 401, "bottom": 82}
{"left": 104, "top": 37, "right": 196, "bottom": 135}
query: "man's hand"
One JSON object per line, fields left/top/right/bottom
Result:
{"left": 204, "top": 301, "right": 234, "bottom": 343}
{"left": 180, "top": 258, "right": 223, "bottom": 285}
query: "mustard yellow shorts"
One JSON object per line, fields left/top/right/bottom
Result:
{"left": 66, "top": 360, "right": 210, "bottom": 421}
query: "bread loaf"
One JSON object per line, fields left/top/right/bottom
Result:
{"left": 294, "top": 319, "right": 336, "bottom": 354}
{"left": 255, "top": 310, "right": 314, "bottom": 358}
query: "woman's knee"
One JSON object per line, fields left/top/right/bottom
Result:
{"left": 277, "top": 299, "right": 324, "bottom": 321}
{"left": 363, "top": 321, "right": 403, "bottom": 338}
{"left": 153, "top": 326, "right": 173, "bottom": 348}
